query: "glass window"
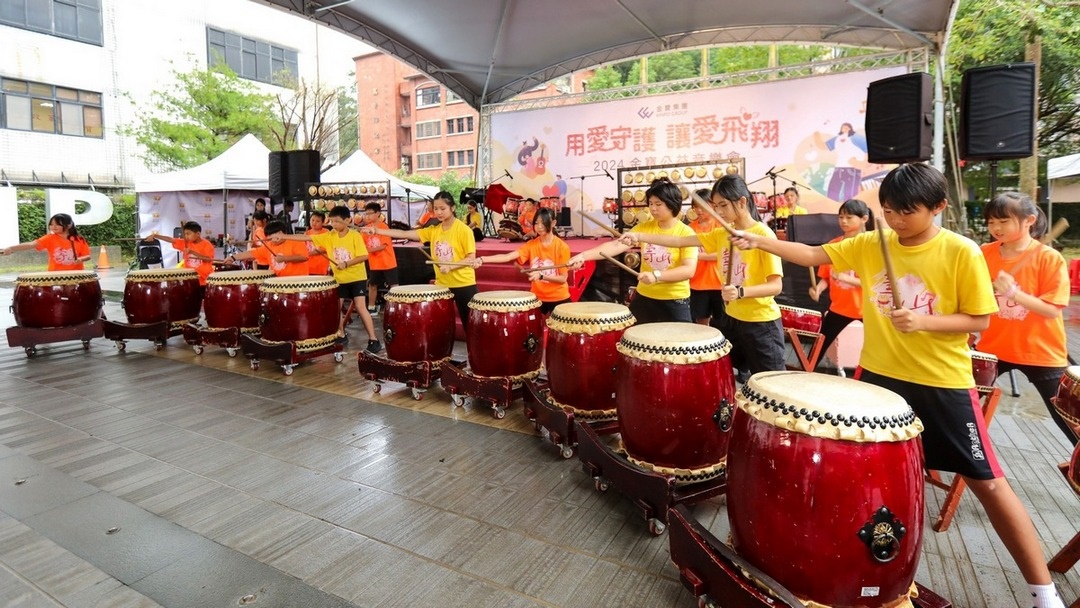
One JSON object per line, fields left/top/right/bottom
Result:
{"left": 5, "top": 96, "right": 31, "bottom": 130}
{"left": 56, "top": 87, "right": 78, "bottom": 100}
{"left": 59, "top": 101, "right": 83, "bottom": 135}
{"left": 31, "top": 98, "right": 55, "bottom": 132}
{"left": 416, "top": 87, "right": 440, "bottom": 108}
{"left": 0, "top": 77, "right": 103, "bottom": 138}
{"left": 53, "top": 0, "right": 76, "bottom": 37}
{"left": 416, "top": 152, "right": 442, "bottom": 170}
{"left": 207, "top": 27, "right": 298, "bottom": 87}
{"left": 415, "top": 120, "right": 441, "bottom": 139}
{"left": 26, "top": 0, "right": 51, "bottom": 31}
{"left": 2, "top": 79, "right": 29, "bottom": 94}
{"left": 83, "top": 106, "right": 102, "bottom": 137}
{"left": 0, "top": 0, "right": 102, "bottom": 45}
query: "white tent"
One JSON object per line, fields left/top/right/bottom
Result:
{"left": 1047, "top": 152, "right": 1080, "bottom": 227}
{"left": 320, "top": 150, "right": 438, "bottom": 200}
{"left": 135, "top": 134, "right": 271, "bottom": 192}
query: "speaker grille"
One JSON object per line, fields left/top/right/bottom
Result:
{"left": 865, "top": 72, "right": 932, "bottom": 164}
{"left": 959, "top": 63, "right": 1036, "bottom": 161}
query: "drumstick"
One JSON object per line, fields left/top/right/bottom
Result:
{"left": 415, "top": 246, "right": 435, "bottom": 261}
{"left": 521, "top": 262, "right": 574, "bottom": 274}
{"left": 876, "top": 216, "right": 902, "bottom": 310}
{"left": 424, "top": 260, "right": 480, "bottom": 268}
{"left": 725, "top": 243, "right": 735, "bottom": 285}
{"left": 688, "top": 190, "right": 739, "bottom": 237}
{"left": 600, "top": 252, "right": 641, "bottom": 277}
{"left": 809, "top": 266, "right": 818, "bottom": 288}
{"left": 577, "top": 210, "right": 622, "bottom": 238}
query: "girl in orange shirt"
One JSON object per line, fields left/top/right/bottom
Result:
{"left": 978, "top": 191, "right": 1075, "bottom": 445}
{"left": 809, "top": 198, "right": 871, "bottom": 369}
{"left": 473, "top": 208, "right": 571, "bottom": 313}
{"left": 1, "top": 213, "right": 91, "bottom": 270}
{"left": 305, "top": 211, "right": 330, "bottom": 275}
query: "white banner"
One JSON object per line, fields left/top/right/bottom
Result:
{"left": 137, "top": 190, "right": 264, "bottom": 257}
{"left": 0, "top": 187, "right": 17, "bottom": 247}
{"left": 490, "top": 66, "right": 907, "bottom": 232}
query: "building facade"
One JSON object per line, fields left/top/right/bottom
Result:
{"left": 0, "top": 0, "right": 369, "bottom": 191}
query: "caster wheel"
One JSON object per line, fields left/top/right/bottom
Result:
{"left": 82, "top": 339, "right": 91, "bottom": 351}
{"left": 594, "top": 478, "right": 609, "bottom": 492}
{"left": 560, "top": 445, "right": 574, "bottom": 459}
{"left": 411, "top": 388, "right": 424, "bottom": 401}
{"left": 493, "top": 406, "right": 506, "bottom": 419}
{"left": 697, "top": 595, "right": 718, "bottom": 608}
{"left": 250, "top": 360, "right": 259, "bottom": 371}
{"left": 648, "top": 518, "right": 666, "bottom": 536}
{"left": 193, "top": 345, "right": 204, "bottom": 355}
{"left": 334, "top": 352, "right": 344, "bottom": 363}
{"left": 283, "top": 366, "right": 294, "bottom": 376}
{"left": 372, "top": 382, "right": 382, "bottom": 394}
{"left": 24, "top": 347, "right": 36, "bottom": 358}
{"left": 226, "top": 348, "right": 238, "bottom": 358}
{"left": 154, "top": 341, "right": 164, "bottom": 351}
{"left": 451, "top": 394, "right": 465, "bottom": 408}
{"left": 116, "top": 341, "right": 127, "bottom": 352}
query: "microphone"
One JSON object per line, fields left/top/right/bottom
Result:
{"left": 604, "top": 169, "right": 614, "bottom": 180}
{"left": 765, "top": 166, "right": 776, "bottom": 176}
{"left": 504, "top": 169, "right": 513, "bottom": 180}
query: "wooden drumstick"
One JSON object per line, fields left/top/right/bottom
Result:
{"left": 416, "top": 246, "right": 435, "bottom": 261}
{"left": 521, "top": 262, "right": 574, "bottom": 274}
{"left": 577, "top": 210, "right": 622, "bottom": 238}
{"left": 424, "top": 260, "right": 482, "bottom": 268}
{"left": 876, "top": 216, "right": 902, "bottom": 310}
{"left": 809, "top": 266, "right": 818, "bottom": 289}
{"left": 689, "top": 190, "right": 739, "bottom": 237}
{"left": 725, "top": 243, "right": 735, "bottom": 285}
{"left": 600, "top": 252, "right": 641, "bottom": 277}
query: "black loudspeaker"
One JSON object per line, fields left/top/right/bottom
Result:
{"left": 268, "top": 151, "right": 288, "bottom": 203}
{"left": 865, "top": 72, "right": 933, "bottom": 164}
{"left": 558, "top": 207, "right": 572, "bottom": 227}
{"left": 786, "top": 213, "right": 842, "bottom": 246}
{"left": 283, "top": 150, "right": 321, "bottom": 201}
{"left": 959, "top": 63, "right": 1036, "bottom": 161}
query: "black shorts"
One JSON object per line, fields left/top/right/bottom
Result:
{"left": 337, "top": 280, "right": 367, "bottom": 300}
{"left": 857, "top": 369, "right": 1004, "bottom": 480}
{"left": 540, "top": 298, "right": 571, "bottom": 315}
{"left": 689, "top": 289, "right": 726, "bottom": 321}
{"left": 628, "top": 293, "right": 692, "bottom": 324}
{"left": 368, "top": 267, "right": 399, "bottom": 288}
{"left": 718, "top": 316, "right": 785, "bottom": 375}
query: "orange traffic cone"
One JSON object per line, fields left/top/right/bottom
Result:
{"left": 96, "top": 245, "right": 112, "bottom": 270}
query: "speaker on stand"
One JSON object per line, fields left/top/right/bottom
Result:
{"left": 865, "top": 72, "right": 933, "bottom": 164}
{"left": 959, "top": 63, "right": 1036, "bottom": 196}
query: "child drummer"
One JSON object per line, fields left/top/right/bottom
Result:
{"left": 145, "top": 221, "right": 216, "bottom": 287}
{"left": 224, "top": 221, "right": 310, "bottom": 277}
{"left": 730, "top": 162, "right": 1067, "bottom": 608}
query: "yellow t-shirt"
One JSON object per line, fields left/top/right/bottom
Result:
{"left": 774, "top": 205, "right": 808, "bottom": 219}
{"left": 417, "top": 220, "right": 477, "bottom": 288}
{"left": 632, "top": 220, "right": 697, "bottom": 300}
{"left": 701, "top": 221, "right": 782, "bottom": 322}
{"left": 311, "top": 229, "right": 369, "bottom": 283}
{"left": 823, "top": 228, "right": 998, "bottom": 389}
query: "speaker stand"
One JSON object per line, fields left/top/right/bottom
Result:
{"left": 988, "top": 159, "right": 1000, "bottom": 198}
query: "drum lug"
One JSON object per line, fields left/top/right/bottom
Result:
{"left": 384, "top": 327, "right": 394, "bottom": 344}
{"left": 858, "top": 505, "right": 906, "bottom": 563}
{"left": 523, "top": 334, "right": 539, "bottom": 353}
{"left": 712, "top": 398, "right": 734, "bottom": 432}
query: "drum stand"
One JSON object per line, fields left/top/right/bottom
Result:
{"left": 522, "top": 379, "right": 618, "bottom": 460}
{"left": 784, "top": 328, "right": 825, "bottom": 372}
{"left": 240, "top": 334, "right": 345, "bottom": 376}
{"left": 668, "top": 505, "right": 952, "bottom": 608}
{"left": 356, "top": 351, "right": 445, "bottom": 401}
{"left": 6, "top": 315, "right": 104, "bottom": 358}
{"left": 576, "top": 420, "right": 727, "bottom": 536}
{"left": 181, "top": 323, "right": 243, "bottom": 357}
{"left": 439, "top": 361, "right": 520, "bottom": 419}
{"left": 103, "top": 319, "right": 180, "bottom": 352}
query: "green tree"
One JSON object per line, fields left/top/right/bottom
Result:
{"left": 122, "top": 60, "right": 277, "bottom": 171}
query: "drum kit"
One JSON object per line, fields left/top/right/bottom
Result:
{"left": 5, "top": 270, "right": 105, "bottom": 356}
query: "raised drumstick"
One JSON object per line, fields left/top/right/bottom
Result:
{"left": 577, "top": 210, "right": 622, "bottom": 238}
{"left": 689, "top": 190, "right": 738, "bottom": 237}
{"left": 600, "top": 252, "right": 641, "bottom": 277}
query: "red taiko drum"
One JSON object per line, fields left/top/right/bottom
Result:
{"left": 13, "top": 271, "right": 101, "bottom": 328}
{"left": 727, "top": 371, "right": 925, "bottom": 608}
{"left": 1069, "top": 442, "right": 1080, "bottom": 495}
{"left": 539, "top": 197, "right": 560, "bottom": 212}
{"left": 779, "top": 304, "right": 822, "bottom": 334}
{"left": 204, "top": 270, "right": 274, "bottom": 334}
{"left": 1052, "top": 366, "right": 1080, "bottom": 433}
{"left": 616, "top": 323, "right": 736, "bottom": 482}
{"left": 259, "top": 275, "right": 339, "bottom": 352}
{"left": 466, "top": 290, "right": 544, "bottom": 379}
{"left": 123, "top": 268, "right": 202, "bottom": 327}
{"left": 602, "top": 198, "right": 619, "bottom": 214}
{"left": 503, "top": 198, "right": 521, "bottom": 219}
{"left": 546, "top": 302, "right": 636, "bottom": 420}
{"left": 382, "top": 284, "right": 456, "bottom": 364}
{"left": 970, "top": 350, "right": 999, "bottom": 394}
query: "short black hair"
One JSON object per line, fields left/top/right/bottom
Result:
{"left": 644, "top": 178, "right": 682, "bottom": 216}
{"left": 878, "top": 163, "right": 947, "bottom": 213}
{"left": 328, "top": 205, "right": 351, "bottom": 220}
{"left": 264, "top": 220, "right": 287, "bottom": 236}
{"left": 182, "top": 221, "right": 202, "bottom": 233}
{"left": 365, "top": 201, "right": 382, "bottom": 213}
{"left": 252, "top": 211, "right": 270, "bottom": 221}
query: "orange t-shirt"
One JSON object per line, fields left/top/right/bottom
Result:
{"left": 251, "top": 240, "right": 310, "bottom": 277}
{"left": 35, "top": 233, "right": 89, "bottom": 271}
{"left": 817, "top": 235, "right": 862, "bottom": 319}
{"left": 417, "top": 210, "right": 434, "bottom": 226}
{"left": 249, "top": 226, "right": 266, "bottom": 250}
{"left": 978, "top": 241, "right": 1069, "bottom": 367}
{"left": 363, "top": 221, "right": 397, "bottom": 271}
{"left": 305, "top": 228, "right": 330, "bottom": 275}
{"left": 177, "top": 238, "right": 216, "bottom": 285}
{"left": 518, "top": 207, "right": 537, "bottom": 236}
{"left": 688, "top": 217, "right": 723, "bottom": 291}
{"left": 516, "top": 236, "right": 571, "bottom": 302}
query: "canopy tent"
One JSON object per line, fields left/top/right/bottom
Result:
{"left": 320, "top": 149, "right": 439, "bottom": 200}
{"left": 134, "top": 134, "right": 270, "bottom": 192}
{"left": 255, "top": 0, "right": 959, "bottom": 109}
{"left": 1048, "top": 153, "right": 1080, "bottom": 227}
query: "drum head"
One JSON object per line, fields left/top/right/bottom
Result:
{"left": 126, "top": 268, "right": 199, "bottom": 282}
{"left": 468, "top": 290, "right": 540, "bottom": 312}
{"left": 385, "top": 284, "right": 454, "bottom": 302}
{"left": 261, "top": 275, "right": 337, "bottom": 292}
{"left": 969, "top": 350, "right": 998, "bottom": 363}
{"left": 740, "top": 371, "right": 923, "bottom": 442}
{"left": 779, "top": 305, "right": 822, "bottom": 318}
{"left": 16, "top": 270, "right": 98, "bottom": 284}
{"left": 618, "top": 322, "right": 731, "bottom": 362}
{"left": 548, "top": 302, "right": 635, "bottom": 334}
{"left": 207, "top": 270, "right": 275, "bottom": 285}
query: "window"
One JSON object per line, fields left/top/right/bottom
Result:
{"left": 0, "top": 0, "right": 103, "bottom": 45}
{"left": 445, "top": 116, "right": 474, "bottom": 135}
{"left": 416, "top": 152, "right": 441, "bottom": 170}
{"left": 446, "top": 90, "right": 463, "bottom": 104}
{"left": 415, "top": 86, "right": 440, "bottom": 108}
{"left": 415, "top": 120, "right": 441, "bottom": 139}
{"left": 207, "top": 27, "right": 297, "bottom": 86}
{"left": 446, "top": 149, "right": 474, "bottom": 167}
{"left": 0, "top": 77, "right": 103, "bottom": 137}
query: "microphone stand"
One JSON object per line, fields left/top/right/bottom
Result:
{"left": 567, "top": 172, "right": 612, "bottom": 238}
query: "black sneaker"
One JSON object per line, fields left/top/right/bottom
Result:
{"left": 366, "top": 340, "right": 382, "bottom": 354}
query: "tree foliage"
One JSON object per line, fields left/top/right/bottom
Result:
{"left": 123, "top": 60, "right": 278, "bottom": 171}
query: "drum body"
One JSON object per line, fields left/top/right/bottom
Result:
{"left": 1069, "top": 442, "right": 1080, "bottom": 494}
{"left": 204, "top": 270, "right": 274, "bottom": 333}
{"left": 616, "top": 323, "right": 735, "bottom": 481}
{"left": 970, "top": 351, "right": 999, "bottom": 392}
{"left": 259, "top": 275, "right": 339, "bottom": 351}
{"left": 1053, "top": 366, "right": 1080, "bottom": 431}
{"left": 466, "top": 290, "right": 544, "bottom": 378}
{"left": 779, "top": 304, "right": 822, "bottom": 334}
{"left": 546, "top": 302, "right": 636, "bottom": 419}
{"left": 497, "top": 220, "right": 524, "bottom": 241}
{"left": 503, "top": 198, "right": 520, "bottom": 220}
{"left": 383, "top": 285, "right": 456, "bottom": 363}
{"left": 123, "top": 268, "right": 202, "bottom": 326}
{"left": 727, "top": 371, "right": 925, "bottom": 608}
{"left": 539, "top": 197, "right": 560, "bottom": 212}
{"left": 601, "top": 198, "right": 619, "bottom": 214}
{"left": 13, "top": 271, "right": 101, "bottom": 328}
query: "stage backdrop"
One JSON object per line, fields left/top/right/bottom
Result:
{"left": 489, "top": 66, "right": 906, "bottom": 234}
{"left": 138, "top": 190, "right": 264, "bottom": 254}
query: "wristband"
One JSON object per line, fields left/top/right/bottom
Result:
{"left": 1004, "top": 283, "right": 1020, "bottom": 300}
{"left": 737, "top": 286, "right": 745, "bottom": 299}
